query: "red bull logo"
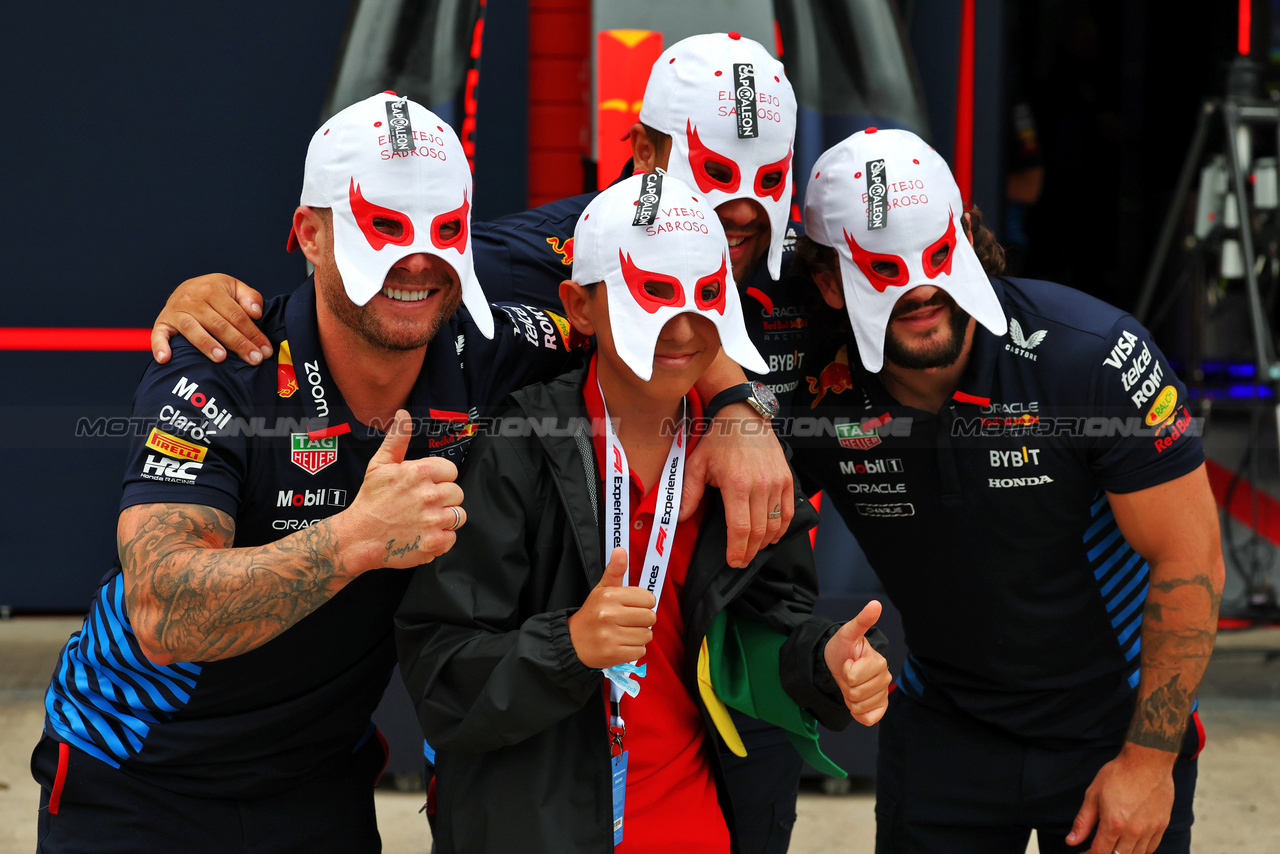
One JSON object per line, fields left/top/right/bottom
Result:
{"left": 807, "top": 345, "right": 853, "bottom": 409}
{"left": 277, "top": 340, "right": 298, "bottom": 398}
{"left": 546, "top": 236, "right": 574, "bottom": 266}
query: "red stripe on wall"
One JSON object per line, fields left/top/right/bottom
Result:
{"left": 1204, "top": 457, "right": 1280, "bottom": 546}
{"left": 0, "top": 328, "right": 151, "bottom": 351}
{"left": 953, "top": 0, "right": 976, "bottom": 204}
{"left": 1239, "top": 0, "right": 1252, "bottom": 56}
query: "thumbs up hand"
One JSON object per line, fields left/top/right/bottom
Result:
{"left": 338, "top": 410, "right": 465, "bottom": 572}
{"left": 568, "top": 548, "right": 658, "bottom": 669}
{"left": 823, "top": 600, "right": 892, "bottom": 725}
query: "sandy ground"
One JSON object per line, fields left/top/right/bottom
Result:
{"left": 2, "top": 618, "right": 1277, "bottom": 853}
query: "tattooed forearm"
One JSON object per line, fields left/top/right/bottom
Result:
{"left": 1127, "top": 569, "right": 1222, "bottom": 752}
{"left": 119, "top": 503, "right": 355, "bottom": 663}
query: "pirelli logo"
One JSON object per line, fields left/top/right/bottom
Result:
{"left": 145, "top": 428, "right": 208, "bottom": 463}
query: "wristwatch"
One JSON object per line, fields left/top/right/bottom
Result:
{"left": 705, "top": 381, "right": 779, "bottom": 420}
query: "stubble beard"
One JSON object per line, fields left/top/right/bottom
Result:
{"left": 319, "top": 267, "right": 462, "bottom": 352}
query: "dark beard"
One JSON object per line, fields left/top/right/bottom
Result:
{"left": 882, "top": 300, "right": 971, "bottom": 370}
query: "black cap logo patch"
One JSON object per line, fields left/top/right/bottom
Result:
{"left": 733, "top": 63, "right": 758, "bottom": 139}
{"left": 866, "top": 159, "right": 887, "bottom": 230}
{"left": 386, "top": 99, "right": 416, "bottom": 154}
{"left": 633, "top": 171, "right": 664, "bottom": 227}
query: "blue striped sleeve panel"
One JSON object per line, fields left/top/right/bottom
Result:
{"left": 44, "top": 574, "right": 202, "bottom": 767}
{"left": 1084, "top": 492, "right": 1145, "bottom": 690}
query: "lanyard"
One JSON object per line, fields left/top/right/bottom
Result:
{"left": 599, "top": 383, "right": 688, "bottom": 736}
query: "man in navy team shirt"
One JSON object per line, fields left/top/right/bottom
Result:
{"left": 789, "top": 128, "right": 1224, "bottom": 854}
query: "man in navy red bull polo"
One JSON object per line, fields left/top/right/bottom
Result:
{"left": 789, "top": 128, "right": 1223, "bottom": 854}
{"left": 32, "top": 93, "right": 579, "bottom": 854}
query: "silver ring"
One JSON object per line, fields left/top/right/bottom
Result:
{"left": 767, "top": 509, "right": 783, "bottom": 519}
{"left": 448, "top": 505, "right": 462, "bottom": 531}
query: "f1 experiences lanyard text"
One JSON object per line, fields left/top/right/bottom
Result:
{"left": 599, "top": 383, "right": 688, "bottom": 741}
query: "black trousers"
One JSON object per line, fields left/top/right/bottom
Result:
{"left": 32, "top": 732, "right": 388, "bottom": 854}
{"left": 719, "top": 710, "right": 805, "bottom": 854}
{"left": 874, "top": 691, "right": 1201, "bottom": 854}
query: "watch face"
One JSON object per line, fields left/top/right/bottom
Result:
{"left": 750, "top": 381, "right": 779, "bottom": 417}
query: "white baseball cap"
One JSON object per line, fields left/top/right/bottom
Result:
{"left": 803, "top": 128, "right": 1006, "bottom": 373}
{"left": 288, "top": 92, "right": 492, "bottom": 338}
{"left": 639, "top": 33, "right": 796, "bottom": 280}
{"left": 571, "top": 173, "right": 768, "bottom": 381}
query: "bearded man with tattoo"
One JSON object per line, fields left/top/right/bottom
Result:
{"left": 788, "top": 129, "right": 1225, "bottom": 854}
{"left": 27, "top": 94, "right": 585, "bottom": 853}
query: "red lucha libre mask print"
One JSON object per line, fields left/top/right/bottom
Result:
{"left": 350, "top": 179, "right": 416, "bottom": 251}
{"left": 921, "top": 207, "right": 957, "bottom": 279}
{"left": 620, "top": 250, "right": 687, "bottom": 313}
{"left": 694, "top": 253, "right": 728, "bottom": 315}
{"left": 753, "top": 147, "right": 792, "bottom": 203}
{"left": 430, "top": 192, "right": 470, "bottom": 254}
{"left": 686, "top": 120, "right": 742, "bottom": 193}
{"left": 843, "top": 228, "right": 909, "bottom": 293}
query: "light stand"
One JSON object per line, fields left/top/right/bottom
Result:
{"left": 1136, "top": 55, "right": 1280, "bottom": 624}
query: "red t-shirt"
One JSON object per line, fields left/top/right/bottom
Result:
{"left": 583, "top": 355, "right": 730, "bottom": 853}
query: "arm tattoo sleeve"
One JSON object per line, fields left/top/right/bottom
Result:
{"left": 119, "top": 503, "right": 354, "bottom": 662}
{"left": 1127, "top": 571, "right": 1221, "bottom": 752}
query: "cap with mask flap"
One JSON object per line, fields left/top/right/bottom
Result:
{"left": 288, "top": 92, "right": 492, "bottom": 338}
{"left": 571, "top": 173, "right": 768, "bottom": 381}
{"left": 803, "top": 128, "right": 1006, "bottom": 373}
{"left": 638, "top": 33, "right": 796, "bottom": 281}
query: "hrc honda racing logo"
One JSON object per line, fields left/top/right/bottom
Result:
{"left": 140, "top": 454, "right": 202, "bottom": 483}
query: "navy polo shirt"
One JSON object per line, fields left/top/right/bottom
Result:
{"left": 790, "top": 277, "right": 1205, "bottom": 742}
{"left": 474, "top": 188, "right": 815, "bottom": 405}
{"left": 43, "top": 279, "right": 575, "bottom": 797}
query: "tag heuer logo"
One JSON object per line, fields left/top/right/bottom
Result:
{"left": 837, "top": 422, "right": 882, "bottom": 450}
{"left": 291, "top": 434, "right": 338, "bottom": 474}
